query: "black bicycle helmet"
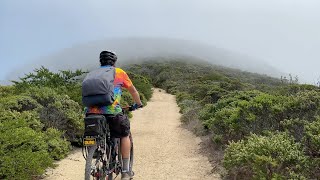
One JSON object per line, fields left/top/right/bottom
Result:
{"left": 99, "top": 51, "right": 117, "bottom": 66}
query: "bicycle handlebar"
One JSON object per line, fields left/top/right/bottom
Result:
{"left": 121, "top": 104, "right": 143, "bottom": 112}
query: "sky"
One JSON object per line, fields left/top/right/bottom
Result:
{"left": 1, "top": 0, "right": 320, "bottom": 83}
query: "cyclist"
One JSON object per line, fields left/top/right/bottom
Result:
{"left": 84, "top": 50, "right": 143, "bottom": 180}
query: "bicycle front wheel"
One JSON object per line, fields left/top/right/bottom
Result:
{"left": 129, "top": 133, "right": 134, "bottom": 174}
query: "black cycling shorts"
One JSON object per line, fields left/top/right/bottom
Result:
{"left": 105, "top": 113, "right": 130, "bottom": 138}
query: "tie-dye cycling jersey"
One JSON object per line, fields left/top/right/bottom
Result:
{"left": 84, "top": 67, "right": 133, "bottom": 115}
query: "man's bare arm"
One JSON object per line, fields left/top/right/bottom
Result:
{"left": 127, "top": 85, "right": 142, "bottom": 105}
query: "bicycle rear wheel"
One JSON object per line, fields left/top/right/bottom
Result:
{"left": 107, "top": 172, "right": 113, "bottom": 180}
{"left": 84, "top": 145, "right": 107, "bottom": 180}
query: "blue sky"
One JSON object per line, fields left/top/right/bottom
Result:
{"left": 1, "top": 0, "right": 320, "bottom": 83}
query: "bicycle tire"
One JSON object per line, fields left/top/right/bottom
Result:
{"left": 129, "top": 133, "right": 134, "bottom": 174}
{"left": 84, "top": 145, "right": 97, "bottom": 180}
{"left": 107, "top": 173, "right": 113, "bottom": 180}
{"left": 117, "top": 138, "right": 122, "bottom": 173}
{"left": 84, "top": 145, "right": 107, "bottom": 180}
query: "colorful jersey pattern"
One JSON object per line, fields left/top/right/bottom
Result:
{"left": 84, "top": 67, "right": 133, "bottom": 115}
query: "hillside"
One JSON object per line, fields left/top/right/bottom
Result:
{"left": 1, "top": 60, "right": 320, "bottom": 179}
{"left": 124, "top": 60, "right": 320, "bottom": 179}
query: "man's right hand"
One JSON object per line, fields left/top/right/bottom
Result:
{"left": 129, "top": 103, "right": 143, "bottom": 111}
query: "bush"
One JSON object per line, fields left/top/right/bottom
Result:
{"left": 0, "top": 148, "right": 52, "bottom": 180}
{"left": 224, "top": 132, "right": 309, "bottom": 179}
{"left": 176, "top": 92, "right": 193, "bottom": 104}
{"left": 304, "top": 117, "right": 320, "bottom": 155}
{"left": 38, "top": 93, "right": 84, "bottom": 142}
{"left": 178, "top": 99, "right": 198, "bottom": 114}
{"left": 0, "top": 122, "right": 53, "bottom": 180}
{"left": 0, "top": 110, "right": 43, "bottom": 131}
{"left": 44, "top": 128, "right": 71, "bottom": 160}
{"left": 127, "top": 72, "right": 153, "bottom": 101}
{"left": 0, "top": 86, "right": 15, "bottom": 98}
{"left": 23, "top": 86, "right": 58, "bottom": 107}
{"left": 199, "top": 90, "right": 284, "bottom": 143}
{"left": 0, "top": 95, "right": 40, "bottom": 112}
{"left": 303, "top": 118, "right": 320, "bottom": 178}
{"left": 199, "top": 89, "right": 320, "bottom": 144}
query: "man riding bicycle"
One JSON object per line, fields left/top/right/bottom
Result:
{"left": 83, "top": 51, "right": 143, "bottom": 180}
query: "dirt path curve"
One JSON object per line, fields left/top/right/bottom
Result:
{"left": 44, "top": 89, "right": 220, "bottom": 180}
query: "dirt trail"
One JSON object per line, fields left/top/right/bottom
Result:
{"left": 44, "top": 89, "right": 220, "bottom": 180}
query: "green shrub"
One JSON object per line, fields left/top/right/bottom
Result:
{"left": 303, "top": 118, "right": 320, "bottom": 178}
{"left": 44, "top": 128, "right": 71, "bottom": 160}
{"left": 39, "top": 93, "right": 84, "bottom": 142}
{"left": 0, "top": 110, "right": 43, "bottom": 132}
{"left": 13, "top": 66, "right": 84, "bottom": 92}
{"left": 178, "top": 99, "right": 199, "bottom": 114}
{"left": 280, "top": 118, "right": 307, "bottom": 141}
{"left": 199, "top": 89, "right": 320, "bottom": 144}
{"left": 121, "top": 90, "right": 134, "bottom": 106}
{"left": 176, "top": 92, "right": 192, "bottom": 104}
{"left": 224, "top": 132, "right": 309, "bottom": 179}
{"left": 127, "top": 72, "right": 153, "bottom": 101}
{"left": 0, "top": 95, "right": 40, "bottom": 112}
{"left": 304, "top": 118, "right": 320, "bottom": 153}
{"left": 0, "top": 124, "right": 53, "bottom": 180}
{"left": 23, "top": 86, "right": 58, "bottom": 106}
{"left": 201, "top": 86, "right": 227, "bottom": 104}
{"left": 0, "top": 149, "right": 52, "bottom": 180}
{"left": 0, "top": 86, "right": 15, "bottom": 98}
{"left": 199, "top": 90, "right": 284, "bottom": 143}
{"left": 275, "top": 84, "right": 320, "bottom": 96}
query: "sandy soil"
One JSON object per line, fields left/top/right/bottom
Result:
{"left": 44, "top": 89, "right": 220, "bottom": 180}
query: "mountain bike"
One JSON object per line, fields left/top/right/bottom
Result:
{"left": 82, "top": 105, "right": 140, "bottom": 180}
